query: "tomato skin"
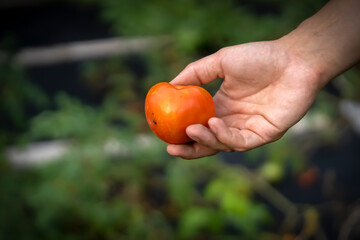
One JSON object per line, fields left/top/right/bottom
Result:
{"left": 145, "top": 82, "right": 215, "bottom": 144}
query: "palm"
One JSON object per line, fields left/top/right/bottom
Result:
{"left": 214, "top": 41, "right": 318, "bottom": 147}
{"left": 168, "top": 40, "right": 320, "bottom": 158}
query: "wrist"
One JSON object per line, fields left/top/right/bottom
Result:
{"left": 277, "top": 31, "right": 328, "bottom": 92}
{"left": 278, "top": 0, "right": 360, "bottom": 91}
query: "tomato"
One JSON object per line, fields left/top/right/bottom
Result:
{"left": 297, "top": 167, "right": 319, "bottom": 189}
{"left": 145, "top": 82, "right": 215, "bottom": 144}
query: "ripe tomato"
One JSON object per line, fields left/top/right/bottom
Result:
{"left": 145, "top": 82, "right": 215, "bottom": 144}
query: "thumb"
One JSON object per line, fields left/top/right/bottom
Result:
{"left": 170, "top": 51, "right": 224, "bottom": 86}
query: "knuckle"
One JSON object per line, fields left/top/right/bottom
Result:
{"left": 186, "top": 62, "right": 196, "bottom": 71}
{"left": 216, "top": 47, "right": 228, "bottom": 56}
{"left": 186, "top": 62, "right": 203, "bottom": 84}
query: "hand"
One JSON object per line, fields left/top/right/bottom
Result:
{"left": 167, "top": 40, "right": 321, "bottom": 159}
{"left": 167, "top": 0, "right": 360, "bottom": 159}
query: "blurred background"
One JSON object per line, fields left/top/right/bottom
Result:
{"left": 1, "top": 0, "right": 360, "bottom": 239}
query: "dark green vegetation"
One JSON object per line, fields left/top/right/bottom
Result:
{"left": 1, "top": 0, "right": 360, "bottom": 239}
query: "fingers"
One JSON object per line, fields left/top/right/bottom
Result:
{"left": 186, "top": 124, "right": 231, "bottom": 152}
{"left": 170, "top": 51, "right": 224, "bottom": 86}
{"left": 167, "top": 143, "right": 218, "bottom": 160}
{"left": 166, "top": 123, "right": 229, "bottom": 159}
{"left": 208, "top": 117, "right": 266, "bottom": 151}
{"left": 167, "top": 117, "right": 268, "bottom": 159}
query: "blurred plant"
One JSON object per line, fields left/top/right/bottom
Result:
{"left": 1, "top": 92, "right": 277, "bottom": 239}
{"left": 76, "top": 0, "right": 327, "bottom": 98}
{"left": 0, "top": 58, "right": 48, "bottom": 146}
{"left": 97, "top": 0, "right": 327, "bottom": 52}
{"left": 1, "top": 0, "right": 360, "bottom": 239}
{"left": 0, "top": 37, "right": 48, "bottom": 149}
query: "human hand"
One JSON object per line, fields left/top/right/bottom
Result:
{"left": 167, "top": 0, "right": 360, "bottom": 159}
{"left": 167, "top": 40, "right": 321, "bottom": 159}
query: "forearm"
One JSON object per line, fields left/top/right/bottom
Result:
{"left": 280, "top": 0, "right": 360, "bottom": 89}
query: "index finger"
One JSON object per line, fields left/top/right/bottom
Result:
{"left": 170, "top": 51, "right": 224, "bottom": 86}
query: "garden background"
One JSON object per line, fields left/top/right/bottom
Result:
{"left": 1, "top": 0, "right": 360, "bottom": 239}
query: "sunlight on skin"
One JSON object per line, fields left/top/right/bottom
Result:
{"left": 167, "top": 0, "right": 360, "bottom": 159}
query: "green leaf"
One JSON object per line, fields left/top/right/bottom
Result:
{"left": 221, "top": 192, "right": 250, "bottom": 216}
{"left": 178, "top": 207, "right": 223, "bottom": 239}
{"left": 166, "top": 161, "right": 196, "bottom": 208}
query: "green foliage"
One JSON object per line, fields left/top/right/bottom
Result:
{"left": 341, "top": 67, "right": 360, "bottom": 101}
{"left": 166, "top": 160, "right": 196, "bottom": 208}
{"left": 0, "top": 59, "right": 48, "bottom": 146}
{"left": 204, "top": 168, "right": 270, "bottom": 238}
{"left": 1, "top": 0, "right": 359, "bottom": 239}
{"left": 0, "top": 164, "right": 39, "bottom": 240}
{"left": 30, "top": 93, "right": 101, "bottom": 140}
{"left": 2, "top": 89, "right": 274, "bottom": 239}
{"left": 96, "top": 0, "right": 327, "bottom": 53}
{"left": 80, "top": 0, "right": 333, "bottom": 106}
{"left": 178, "top": 207, "right": 223, "bottom": 239}
{"left": 81, "top": 57, "right": 140, "bottom": 103}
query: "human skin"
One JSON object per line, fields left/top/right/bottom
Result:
{"left": 167, "top": 0, "right": 360, "bottom": 159}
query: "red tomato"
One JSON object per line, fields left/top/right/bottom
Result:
{"left": 298, "top": 167, "right": 319, "bottom": 189}
{"left": 145, "top": 82, "right": 215, "bottom": 144}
